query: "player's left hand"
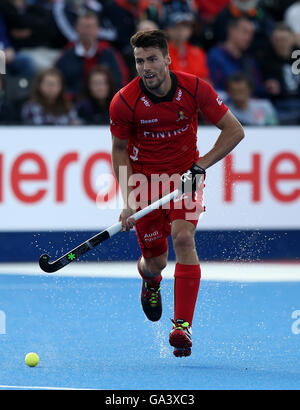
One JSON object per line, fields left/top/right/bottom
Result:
{"left": 180, "top": 163, "right": 206, "bottom": 194}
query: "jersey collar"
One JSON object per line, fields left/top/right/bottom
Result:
{"left": 139, "top": 71, "right": 178, "bottom": 104}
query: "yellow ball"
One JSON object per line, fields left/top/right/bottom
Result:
{"left": 25, "top": 352, "right": 39, "bottom": 367}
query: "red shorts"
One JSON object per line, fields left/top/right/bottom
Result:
{"left": 134, "top": 181, "right": 205, "bottom": 259}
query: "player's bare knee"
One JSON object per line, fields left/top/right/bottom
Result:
{"left": 172, "top": 229, "right": 195, "bottom": 252}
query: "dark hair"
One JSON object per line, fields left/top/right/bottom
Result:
{"left": 31, "top": 68, "right": 71, "bottom": 115}
{"left": 76, "top": 10, "right": 100, "bottom": 25}
{"left": 227, "top": 73, "right": 253, "bottom": 90}
{"left": 85, "top": 65, "right": 116, "bottom": 104}
{"left": 272, "top": 22, "right": 292, "bottom": 34}
{"left": 130, "top": 29, "right": 169, "bottom": 56}
{"left": 227, "top": 16, "right": 253, "bottom": 31}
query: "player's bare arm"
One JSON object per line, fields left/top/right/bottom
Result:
{"left": 111, "top": 135, "right": 136, "bottom": 231}
{"left": 195, "top": 110, "right": 245, "bottom": 170}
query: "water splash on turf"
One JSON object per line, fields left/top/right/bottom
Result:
{"left": 151, "top": 321, "right": 171, "bottom": 359}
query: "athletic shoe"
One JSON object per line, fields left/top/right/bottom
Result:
{"left": 169, "top": 319, "right": 192, "bottom": 357}
{"left": 141, "top": 280, "right": 162, "bottom": 322}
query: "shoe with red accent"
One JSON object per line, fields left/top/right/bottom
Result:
{"left": 169, "top": 319, "right": 192, "bottom": 357}
{"left": 141, "top": 280, "right": 162, "bottom": 322}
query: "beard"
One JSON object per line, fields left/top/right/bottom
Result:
{"left": 142, "top": 70, "right": 168, "bottom": 92}
{"left": 144, "top": 77, "right": 164, "bottom": 91}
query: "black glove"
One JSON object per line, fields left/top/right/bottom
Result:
{"left": 180, "top": 163, "right": 206, "bottom": 194}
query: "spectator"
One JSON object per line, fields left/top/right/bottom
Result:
{"left": 260, "top": 0, "right": 296, "bottom": 22}
{"left": 21, "top": 67, "right": 80, "bottom": 125}
{"left": 163, "top": 1, "right": 210, "bottom": 81}
{"left": 0, "top": 0, "right": 57, "bottom": 49}
{"left": 104, "top": 0, "right": 162, "bottom": 79}
{"left": 284, "top": 0, "right": 300, "bottom": 47}
{"left": 76, "top": 65, "right": 115, "bottom": 125}
{"left": 260, "top": 23, "right": 300, "bottom": 124}
{"left": 226, "top": 73, "right": 278, "bottom": 125}
{"left": 0, "top": 11, "right": 35, "bottom": 78}
{"left": 0, "top": 0, "right": 62, "bottom": 71}
{"left": 190, "top": 0, "right": 230, "bottom": 51}
{"left": 0, "top": 73, "right": 19, "bottom": 124}
{"left": 52, "top": 0, "right": 117, "bottom": 48}
{"left": 213, "top": 0, "right": 275, "bottom": 59}
{"left": 55, "top": 11, "right": 129, "bottom": 97}
{"left": 207, "top": 17, "right": 265, "bottom": 96}
{"left": 194, "top": 0, "right": 230, "bottom": 23}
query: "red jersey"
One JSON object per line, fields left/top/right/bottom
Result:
{"left": 109, "top": 71, "right": 228, "bottom": 176}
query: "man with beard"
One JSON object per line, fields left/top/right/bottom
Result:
{"left": 109, "top": 30, "right": 244, "bottom": 357}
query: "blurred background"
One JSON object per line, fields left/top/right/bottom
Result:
{"left": 0, "top": 0, "right": 299, "bottom": 264}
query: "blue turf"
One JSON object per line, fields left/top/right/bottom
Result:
{"left": 0, "top": 274, "right": 300, "bottom": 390}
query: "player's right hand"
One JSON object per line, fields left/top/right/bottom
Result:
{"left": 119, "top": 207, "right": 136, "bottom": 231}
{"left": 180, "top": 163, "right": 206, "bottom": 194}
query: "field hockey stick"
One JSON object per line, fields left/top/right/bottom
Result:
{"left": 39, "top": 189, "right": 179, "bottom": 273}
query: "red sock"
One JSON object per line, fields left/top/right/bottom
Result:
{"left": 137, "top": 256, "right": 162, "bottom": 288}
{"left": 174, "top": 263, "right": 201, "bottom": 326}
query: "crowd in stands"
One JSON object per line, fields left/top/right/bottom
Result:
{"left": 0, "top": 0, "right": 300, "bottom": 126}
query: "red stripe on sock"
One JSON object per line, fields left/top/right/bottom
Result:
{"left": 174, "top": 263, "right": 201, "bottom": 325}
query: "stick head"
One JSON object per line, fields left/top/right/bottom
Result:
{"left": 39, "top": 254, "right": 53, "bottom": 273}
{"left": 39, "top": 252, "right": 70, "bottom": 273}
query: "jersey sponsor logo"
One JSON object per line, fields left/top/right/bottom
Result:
{"left": 143, "top": 124, "right": 189, "bottom": 139}
{"left": 141, "top": 96, "right": 151, "bottom": 107}
{"left": 140, "top": 118, "right": 159, "bottom": 124}
{"left": 176, "top": 110, "right": 188, "bottom": 121}
{"left": 216, "top": 96, "right": 223, "bottom": 106}
{"left": 176, "top": 89, "right": 182, "bottom": 101}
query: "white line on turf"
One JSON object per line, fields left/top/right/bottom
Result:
{"left": 0, "top": 262, "right": 299, "bottom": 282}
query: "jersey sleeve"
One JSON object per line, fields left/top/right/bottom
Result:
{"left": 195, "top": 79, "right": 228, "bottom": 124}
{"left": 109, "top": 92, "right": 132, "bottom": 140}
